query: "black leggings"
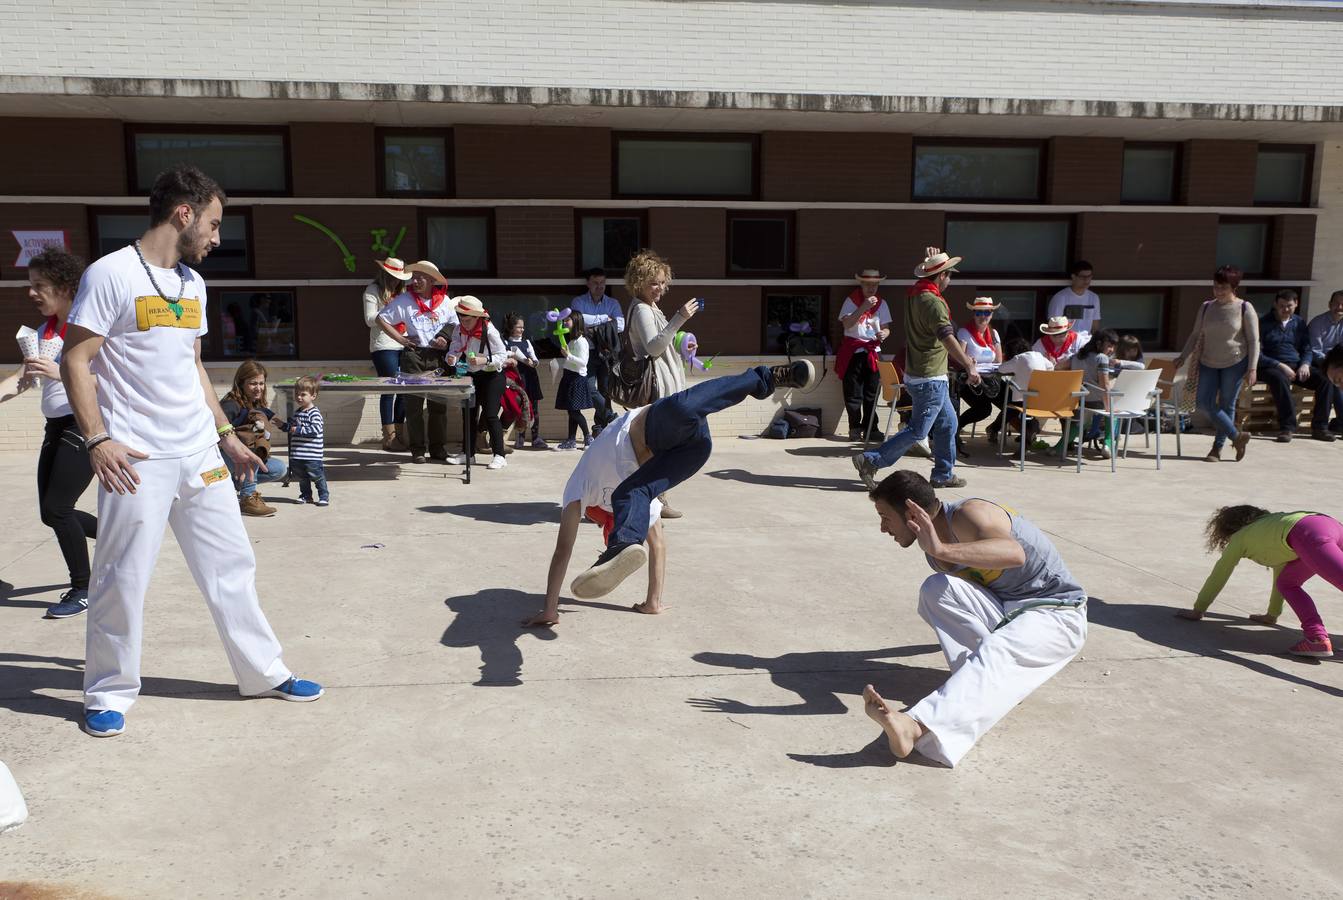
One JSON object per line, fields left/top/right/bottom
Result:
{"left": 470, "top": 371, "right": 507, "bottom": 456}
{"left": 567, "top": 410, "right": 591, "bottom": 442}
{"left": 36, "top": 416, "right": 97, "bottom": 590}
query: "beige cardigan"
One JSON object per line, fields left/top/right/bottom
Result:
{"left": 627, "top": 300, "right": 691, "bottom": 400}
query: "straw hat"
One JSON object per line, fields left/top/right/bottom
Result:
{"left": 854, "top": 268, "right": 885, "bottom": 283}
{"left": 376, "top": 257, "right": 412, "bottom": 281}
{"left": 966, "top": 296, "right": 1000, "bottom": 312}
{"left": 1039, "top": 315, "right": 1073, "bottom": 335}
{"left": 454, "top": 295, "right": 489, "bottom": 319}
{"left": 913, "top": 246, "right": 962, "bottom": 278}
{"left": 406, "top": 260, "right": 448, "bottom": 286}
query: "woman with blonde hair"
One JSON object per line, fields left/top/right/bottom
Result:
{"left": 624, "top": 249, "right": 701, "bottom": 518}
{"left": 363, "top": 258, "right": 412, "bottom": 452}
{"left": 219, "top": 360, "right": 288, "bottom": 517}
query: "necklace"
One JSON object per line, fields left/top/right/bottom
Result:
{"left": 133, "top": 240, "right": 188, "bottom": 319}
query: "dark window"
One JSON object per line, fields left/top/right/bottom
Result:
{"left": 1243, "top": 287, "right": 1303, "bottom": 319}
{"left": 378, "top": 129, "right": 453, "bottom": 197}
{"left": 576, "top": 211, "right": 645, "bottom": 273}
{"left": 728, "top": 213, "right": 793, "bottom": 275}
{"left": 1254, "top": 144, "right": 1312, "bottom": 206}
{"left": 763, "top": 291, "right": 825, "bottom": 354}
{"left": 913, "top": 141, "right": 1043, "bottom": 202}
{"left": 128, "top": 126, "right": 289, "bottom": 194}
{"left": 987, "top": 289, "right": 1046, "bottom": 346}
{"left": 944, "top": 217, "right": 1071, "bottom": 275}
{"left": 615, "top": 133, "right": 758, "bottom": 198}
{"left": 1216, "top": 217, "right": 1271, "bottom": 276}
{"left": 211, "top": 290, "right": 298, "bottom": 360}
{"left": 91, "top": 208, "right": 253, "bottom": 277}
{"left": 420, "top": 211, "right": 493, "bottom": 276}
{"left": 1121, "top": 143, "right": 1179, "bottom": 204}
{"left": 1098, "top": 290, "right": 1167, "bottom": 347}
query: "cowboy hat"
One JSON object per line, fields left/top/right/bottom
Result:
{"left": 913, "top": 247, "right": 962, "bottom": 278}
{"left": 376, "top": 257, "right": 412, "bottom": 281}
{"left": 454, "top": 295, "right": 489, "bottom": 318}
{"left": 406, "top": 260, "right": 448, "bottom": 286}
{"left": 1039, "top": 315, "right": 1073, "bottom": 335}
{"left": 854, "top": 268, "right": 885, "bottom": 282}
{"left": 966, "top": 296, "right": 1000, "bottom": 312}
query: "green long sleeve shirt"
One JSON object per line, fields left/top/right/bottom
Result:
{"left": 1194, "top": 511, "right": 1317, "bottom": 617}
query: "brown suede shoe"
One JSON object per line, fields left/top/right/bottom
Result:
{"left": 239, "top": 494, "right": 276, "bottom": 517}
{"left": 1232, "top": 432, "right": 1250, "bottom": 461}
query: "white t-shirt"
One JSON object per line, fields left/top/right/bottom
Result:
{"left": 1047, "top": 288, "right": 1102, "bottom": 335}
{"left": 67, "top": 245, "right": 216, "bottom": 458}
{"left": 378, "top": 292, "right": 458, "bottom": 348}
{"left": 999, "top": 351, "right": 1055, "bottom": 393}
{"left": 838, "top": 296, "right": 892, "bottom": 341}
{"left": 34, "top": 323, "right": 72, "bottom": 419}
{"left": 561, "top": 409, "right": 661, "bottom": 521}
{"left": 956, "top": 327, "right": 1001, "bottom": 367}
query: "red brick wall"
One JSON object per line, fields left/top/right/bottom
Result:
{"left": 761, "top": 132, "right": 912, "bottom": 202}
{"left": 1271, "top": 214, "right": 1316, "bottom": 280}
{"left": 0, "top": 286, "right": 33, "bottom": 363}
{"left": 250, "top": 205, "right": 419, "bottom": 281}
{"left": 649, "top": 208, "right": 725, "bottom": 277}
{"left": 1048, "top": 137, "right": 1123, "bottom": 205}
{"left": 0, "top": 203, "right": 93, "bottom": 281}
{"left": 0, "top": 118, "right": 125, "bottom": 196}
{"left": 1075, "top": 212, "right": 1218, "bottom": 279}
{"left": 295, "top": 285, "right": 370, "bottom": 360}
{"left": 455, "top": 126, "right": 610, "bottom": 199}
{"left": 1182, "top": 140, "right": 1257, "bottom": 206}
{"left": 291, "top": 123, "right": 376, "bottom": 198}
{"left": 1171, "top": 285, "right": 1211, "bottom": 349}
{"left": 495, "top": 207, "right": 574, "bottom": 277}
{"left": 796, "top": 209, "right": 944, "bottom": 279}
{"left": 674, "top": 286, "right": 762, "bottom": 355}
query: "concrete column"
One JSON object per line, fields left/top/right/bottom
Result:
{"left": 1310, "top": 140, "right": 1343, "bottom": 318}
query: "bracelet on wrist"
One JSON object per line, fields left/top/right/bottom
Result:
{"left": 217, "top": 424, "right": 236, "bottom": 438}
{"left": 85, "top": 434, "right": 112, "bottom": 452}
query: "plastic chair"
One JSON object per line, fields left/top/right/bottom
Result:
{"left": 1146, "top": 359, "right": 1184, "bottom": 459}
{"left": 997, "top": 369, "right": 1086, "bottom": 472}
{"left": 867, "top": 361, "right": 911, "bottom": 447}
{"left": 1080, "top": 367, "right": 1163, "bottom": 472}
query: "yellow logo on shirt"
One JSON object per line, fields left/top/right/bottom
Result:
{"left": 200, "top": 466, "right": 230, "bottom": 486}
{"left": 134, "top": 295, "right": 202, "bottom": 331}
{"left": 954, "top": 567, "right": 1004, "bottom": 587}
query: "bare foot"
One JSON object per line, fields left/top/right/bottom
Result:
{"left": 521, "top": 611, "right": 559, "bottom": 628}
{"left": 862, "top": 684, "right": 923, "bottom": 758}
{"left": 631, "top": 600, "right": 665, "bottom": 615}
{"left": 1174, "top": 609, "right": 1204, "bottom": 621}
{"left": 1248, "top": 613, "right": 1278, "bottom": 625}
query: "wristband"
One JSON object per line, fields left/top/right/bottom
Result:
{"left": 85, "top": 434, "right": 112, "bottom": 452}
{"left": 217, "top": 424, "right": 236, "bottom": 438}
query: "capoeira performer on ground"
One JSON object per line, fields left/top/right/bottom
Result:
{"left": 862, "top": 470, "right": 1086, "bottom": 767}
{"left": 523, "top": 360, "right": 815, "bottom": 628}
{"left": 60, "top": 164, "right": 322, "bottom": 738}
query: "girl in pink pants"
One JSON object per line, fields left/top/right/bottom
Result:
{"left": 1178, "top": 506, "right": 1343, "bottom": 658}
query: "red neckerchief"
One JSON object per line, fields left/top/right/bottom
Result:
{"left": 909, "top": 278, "right": 951, "bottom": 314}
{"left": 460, "top": 319, "right": 487, "bottom": 348}
{"left": 1040, "top": 331, "right": 1078, "bottom": 362}
{"left": 965, "top": 321, "right": 994, "bottom": 348}
{"left": 412, "top": 286, "right": 447, "bottom": 315}
{"left": 847, "top": 288, "right": 880, "bottom": 323}
{"left": 43, "top": 316, "right": 67, "bottom": 341}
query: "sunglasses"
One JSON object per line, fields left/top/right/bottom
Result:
{"left": 973, "top": 310, "right": 993, "bottom": 317}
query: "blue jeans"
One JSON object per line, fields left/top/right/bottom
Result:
{"left": 1196, "top": 358, "right": 1248, "bottom": 449}
{"left": 609, "top": 367, "right": 774, "bottom": 548}
{"left": 371, "top": 349, "right": 406, "bottom": 426}
{"left": 289, "top": 459, "right": 329, "bottom": 502}
{"left": 226, "top": 455, "right": 286, "bottom": 498}
{"left": 863, "top": 378, "right": 956, "bottom": 483}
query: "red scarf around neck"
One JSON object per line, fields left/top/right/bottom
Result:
{"left": 1040, "top": 331, "right": 1078, "bottom": 362}
{"left": 43, "top": 316, "right": 67, "bottom": 341}
{"left": 909, "top": 278, "right": 951, "bottom": 314}
{"left": 847, "top": 288, "right": 880, "bottom": 323}
{"left": 412, "top": 286, "right": 447, "bottom": 315}
{"left": 460, "top": 318, "right": 487, "bottom": 346}
{"left": 965, "top": 321, "right": 994, "bottom": 348}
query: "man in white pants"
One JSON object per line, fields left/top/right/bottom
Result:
{"left": 862, "top": 470, "right": 1086, "bottom": 767}
{"left": 61, "top": 164, "right": 322, "bottom": 738}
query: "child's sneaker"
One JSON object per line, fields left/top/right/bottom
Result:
{"left": 1288, "top": 636, "right": 1333, "bottom": 658}
{"left": 315, "top": 498, "right": 329, "bottom": 507}
{"left": 531, "top": 437, "right": 550, "bottom": 450}
{"left": 513, "top": 433, "right": 525, "bottom": 450}
{"left": 46, "top": 588, "right": 89, "bottom": 619}
{"left": 446, "top": 452, "right": 476, "bottom": 465}
{"left": 555, "top": 439, "right": 577, "bottom": 451}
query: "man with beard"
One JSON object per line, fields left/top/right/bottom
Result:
{"left": 60, "top": 165, "right": 322, "bottom": 738}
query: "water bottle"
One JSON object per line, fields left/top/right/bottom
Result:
{"left": 455, "top": 359, "right": 468, "bottom": 377}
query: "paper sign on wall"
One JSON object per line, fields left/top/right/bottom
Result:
{"left": 12, "top": 231, "right": 68, "bottom": 267}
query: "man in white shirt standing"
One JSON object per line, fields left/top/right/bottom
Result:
{"left": 61, "top": 165, "right": 323, "bottom": 738}
{"left": 837, "top": 268, "right": 893, "bottom": 441}
{"left": 571, "top": 268, "right": 625, "bottom": 433}
{"left": 1047, "top": 260, "right": 1101, "bottom": 340}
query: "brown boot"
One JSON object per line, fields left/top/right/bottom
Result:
{"left": 381, "top": 424, "right": 400, "bottom": 452}
{"left": 392, "top": 422, "right": 410, "bottom": 452}
{"left": 239, "top": 494, "right": 276, "bottom": 517}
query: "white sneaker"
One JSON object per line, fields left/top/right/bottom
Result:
{"left": 446, "top": 453, "right": 476, "bottom": 465}
{"left": 486, "top": 455, "right": 507, "bottom": 470}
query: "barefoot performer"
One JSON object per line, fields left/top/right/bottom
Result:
{"left": 523, "top": 361, "right": 815, "bottom": 627}
{"left": 862, "top": 471, "right": 1087, "bottom": 767}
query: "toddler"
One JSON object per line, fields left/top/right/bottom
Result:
{"left": 276, "top": 375, "right": 328, "bottom": 506}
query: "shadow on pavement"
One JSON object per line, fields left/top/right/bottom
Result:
{"left": 787, "top": 735, "right": 945, "bottom": 770}
{"left": 0, "top": 652, "right": 243, "bottom": 721}
{"left": 705, "top": 468, "right": 867, "bottom": 492}
{"left": 1087, "top": 597, "right": 1343, "bottom": 696}
{"left": 419, "top": 502, "right": 561, "bottom": 525}
{"left": 441, "top": 589, "right": 556, "bottom": 686}
{"left": 0, "top": 582, "right": 67, "bottom": 609}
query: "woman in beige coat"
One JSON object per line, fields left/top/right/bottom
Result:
{"left": 624, "top": 249, "right": 700, "bottom": 518}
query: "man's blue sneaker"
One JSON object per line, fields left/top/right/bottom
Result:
{"left": 83, "top": 709, "right": 124, "bottom": 738}
{"left": 258, "top": 676, "right": 324, "bottom": 702}
{"left": 45, "top": 588, "right": 88, "bottom": 619}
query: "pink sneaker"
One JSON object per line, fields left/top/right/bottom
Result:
{"left": 1288, "top": 636, "right": 1333, "bottom": 658}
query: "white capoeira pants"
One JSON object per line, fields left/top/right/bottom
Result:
{"left": 84, "top": 445, "right": 292, "bottom": 713}
{"left": 905, "top": 573, "right": 1086, "bottom": 768}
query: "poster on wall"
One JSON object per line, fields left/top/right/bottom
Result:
{"left": 12, "top": 231, "right": 68, "bottom": 267}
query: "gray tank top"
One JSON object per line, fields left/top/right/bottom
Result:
{"left": 928, "top": 498, "right": 1086, "bottom": 606}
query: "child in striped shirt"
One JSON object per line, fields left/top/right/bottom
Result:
{"left": 276, "top": 375, "right": 328, "bottom": 506}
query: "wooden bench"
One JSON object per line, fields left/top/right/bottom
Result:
{"left": 1236, "top": 381, "right": 1316, "bottom": 434}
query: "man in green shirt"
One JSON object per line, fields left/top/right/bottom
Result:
{"left": 854, "top": 247, "right": 981, "bottom": 490}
